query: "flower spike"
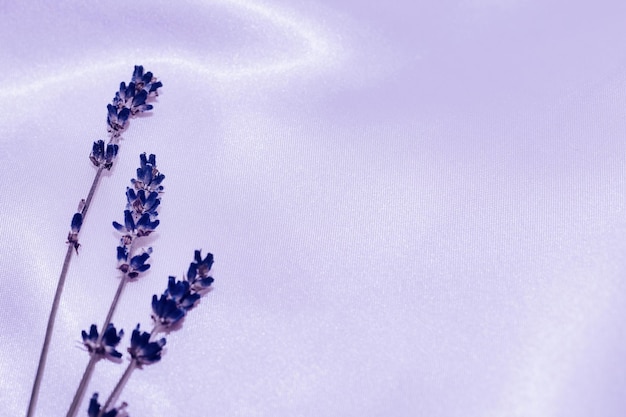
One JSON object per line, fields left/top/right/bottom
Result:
{"left": 150, "top": 250, "right": 215, "bottom": 335}
{"left": 107, "top": 66, "right": 162, "bottom": 141}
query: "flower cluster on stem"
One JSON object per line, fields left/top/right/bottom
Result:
{"left": 152, "top": 251, "right": 215, "bottom": 332}
{"left": 107, "top": 66, "right": 162, "bottom": 142}
{"left": 128, "top": 325, "right": 166, "bottom": 366}
{"left": 26, "top": 66, "right": 162, "bottom": 417}
{"left": 92, "top": 250, "right": 216, "bottom": 416}
{"left": 90, "top": 66, "right": 162, "bottom": 170}
{"left": 113, "top": 153, "right": 164, "bottom": 279}
{"left": 81, "top": 324, "right": 124, "bottom": 363}
{"left": 66, "top": 154, "right": 165, "bottom": 417}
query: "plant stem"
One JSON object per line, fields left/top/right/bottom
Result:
{"left": 65, "top": 355, "right": 99, "bottom": 417}
{"left": 26, "top": 244, "right": 73, "bottom": 417}
{"left": 99, "top": 359, "right": 137, "bottom": 417}
{"left": 149, "top": 325, "right": 161, "bottom": 340}
{"left": 83, "top": 166, "right": 105, "bottom": 218}
{"left": 64, "top": 274, "right": 129, "bottom": 417}
{"left": 101, "top": 275, "right": 129, "bottom": 341}
{"left": 27, "top": 166, "right": 105, "bottom": 417}
{"left": 98, "top": 325, "right": 160, "bottom": 417}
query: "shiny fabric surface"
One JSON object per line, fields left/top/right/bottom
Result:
{"left": 1, "top": 1, "right": 626, "bottom": 416}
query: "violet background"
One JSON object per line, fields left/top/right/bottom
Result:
{"left": 1, "top": 0, "right": 626, "bottom": 416}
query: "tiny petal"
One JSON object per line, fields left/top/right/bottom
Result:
{"left": 117, "top": 107, "right": 130, "bottom": 125}
{"left": 123, "top": 210, "right": 135, "bottom": 233}
{"left": 112, "top": 221, "right": 126, "bottom": 232}
{"left": 149, "top": 81, "right": 163, "bottom": 94}
{"left": 125, "top": 82, "right": 136, "bottom": 100}
{"left": 70, "top": 213, "right": 82, "bottom": 233}
{"left": 142, "top": 71, "right": 153, "bottom": 84}
{"left": 125, "top": 188, "right": 138, "bottom": 205}
{"left": 132, "top": 65, "right": 144, "bottom": 83}
{"left": 117, "top": 245, "right": 127, "bottom": 258}
{"left": 186, "top": 263, "right": 197, "bottom": 281}
{"left": 88, "top": 393, "right": 101, "bottom": 417}
{"left": 132, "top": 90, "right": 147, "bottom": 108}
{"left": 107, "top": 104, "right": 117, "bottom": 123}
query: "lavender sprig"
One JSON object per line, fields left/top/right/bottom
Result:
{"left": 27, "top": 66, "right": 162, "bottom": 417}
{"left": 152, "top": 251, "right": 214, "bottom": 331}
{"left": 66, "top": 154, "right": 165, "bottom": 417}
{"left": 96, "top": 250, "right": 215, "bottom": 416}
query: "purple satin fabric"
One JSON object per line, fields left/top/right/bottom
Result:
{"left": 1, "top": 1, "right": 625, "bottom": 416}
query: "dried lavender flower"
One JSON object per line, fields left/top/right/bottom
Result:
{"left": 81, "top": 324, "right": 125, "bottom": 362}
{"left": 128, "top": 325, "right": 166, "bottom": 366}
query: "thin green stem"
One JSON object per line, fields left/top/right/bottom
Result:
{"left": 27, "top": 166, "right": 105, "bottom": 417}
{"left": 99, "top": 359, "right": 137, "bottom": 417}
